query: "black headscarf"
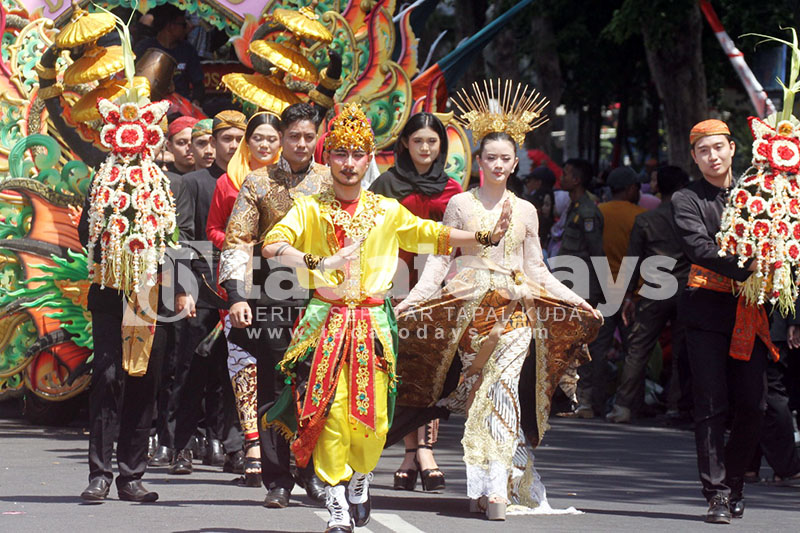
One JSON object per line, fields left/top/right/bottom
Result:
{"left": 370, "top": 125, "right": 450, "bottom": 200}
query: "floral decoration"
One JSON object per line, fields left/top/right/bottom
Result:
{"left": 717, "top": 116, "right": 800, "bottom": 314}
{"left": 86, "top": 97, "right": 177, "bottom": 297}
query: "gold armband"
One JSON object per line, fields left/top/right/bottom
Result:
{"left": 308, "top": 89, "right": 334, "bottom": 109}
{"left": 38, "top": 83, "right": 63, "bottom": 100}
{"left": 318, "top": 68, "right": 343, "bottom": 91}
{"left": 35, "top": 62, "right": 58, "bottom": 80}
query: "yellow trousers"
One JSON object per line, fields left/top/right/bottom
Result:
{"left": 312, "top": 365, "right": 388, "bottom": 485}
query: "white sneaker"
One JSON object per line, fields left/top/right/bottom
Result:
{"left": 347, "top": 471, "right": 372, "bottom": 504}
{"left": 324, "top": 484, "right": 352, "bottom": 530}
{"left": 606, "top": 404, "right": 631, "bottom": 423}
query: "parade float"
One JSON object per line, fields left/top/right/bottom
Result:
{"left": 0, "top": 0, "right": 531, "bottom": 419}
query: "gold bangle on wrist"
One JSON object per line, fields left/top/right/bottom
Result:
{"left": 476, "top": 230, "right": 499, "bottom": 247}
{"left": 304, "top": 253, "right": 322, "bottom": 270}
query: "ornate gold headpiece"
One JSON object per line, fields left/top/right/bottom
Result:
{"left": 452, "top": 79, "right": 549, "bottom": 146}
{"left": 323, "top": 103, "right": 375, "bottom": 153}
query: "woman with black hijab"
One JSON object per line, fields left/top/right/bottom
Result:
{"left": 370, "top": 112, "right": 462, "bottom": 491}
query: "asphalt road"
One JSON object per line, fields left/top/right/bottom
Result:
{"left": 1, "top": 408, "right": 799, "bottom": 533}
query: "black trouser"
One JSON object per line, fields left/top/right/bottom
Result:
{"left": 153, "top": 319, "right": 182, "bottom": 447}
{"left": 747, "top": 349, "right": 800, "bottom": 479}
{"left": 616, "top": 296, "right": 689, "bottom": 412}
{"left": 685, "top": 327, "right": 768, "bottom": 501}
{"left": 173, "top": 307, "right": 241, "bottom": 452}
{"left": 578, "top": 307, "right": 628, "bottom": 413}
{"left": 88, "top": 312, "right": 164, "bottom": 486}
{"left": 231, "top": 300, "right": 315, "bottom": 491}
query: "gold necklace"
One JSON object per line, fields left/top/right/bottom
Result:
{"left": 320, "top": 189, "right": 384, "bottom": 241}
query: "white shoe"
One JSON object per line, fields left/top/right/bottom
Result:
{"left": 347, "top": 472, "right": 372, "bottom": 527}
{"left": 575, "top": 403, "right": 595, "bottom": 419}
{"left": 324, "top": 484, "right": 352, "bottom": 531}
{"left": 606, "top": 404, "right": 631, "bottom": 423}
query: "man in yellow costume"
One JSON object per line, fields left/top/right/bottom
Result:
{"left": 262, "top": 103, "right": 510, "bottom": 533}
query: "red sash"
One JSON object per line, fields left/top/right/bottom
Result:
{"left": 687, "top": 264, "right": 779, "bottom": 362}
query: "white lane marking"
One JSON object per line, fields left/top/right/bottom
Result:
{"left": 314, "top": 510, "right": 375, "bottom": 532}
{"left": 371, "top": 513, "right": 427, "bottom": 533}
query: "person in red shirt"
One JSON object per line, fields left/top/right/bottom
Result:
{"left": 370, "top": 112, "right": 462, "bottom": 492}
{"left": 204, "top": 112, "right": 282, "bottom": 485}
{"left": 206, "top": 112, "right": 282, "bottom": 249}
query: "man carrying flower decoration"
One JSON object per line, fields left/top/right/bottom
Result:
{"left": 261, "top": 103, "right": 511, "bottom": 533}
{"left": 671, "top": 119, "right": 777, "bottom": 524}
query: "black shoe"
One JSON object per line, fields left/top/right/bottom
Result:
{"left": 347, "top": 473, "right": 372, "bottom": 527}
{"left": 705, "top": 495, "right": 731, "bottom": 524}
{"left": 117, "top": 480, "right": 159, "bottom": 502}
{"left": 223, "top": 450, "right": 245, "bottom": 474}
{"left": 148, "top": 446, "right": 174, "bottom": 467}
{"left": 324, "top": 526, "right": 353, "bottom": 533}
{"left": 169, "top": 449, "right": 193, "bottom": 475}
{"left": 80, "top": 478, "right": 110, "bottom": 501}
{"left": 304, "top": 474, "right": 327, "bottom": 504}
{"left": 730, "top": 497, "right": 744, "bottom": 519}
{"left": 263, "top": 487, "right": 290, "bottom": 508}
{"left": 203, "top": 439, "right": 225, "bottom": 467}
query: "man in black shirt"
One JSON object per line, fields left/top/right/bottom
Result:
{"left": 671, "top": 119, "right": 773, "bottom": 524}
{"left": 167, "top": 110, "right": 247, "bottom": 474}
{"left": 608, "top": 165, "right": 691, "bottom": 423}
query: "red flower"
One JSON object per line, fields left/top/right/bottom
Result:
{"left": 753, "top": 220, "right": 769, "bottom": 237}
{"left": 763, "top": 174, "right": 774, "bottom": 190}
{"left": 748, "top": 197, "right": 765, "bottom": 215}
{"left": 777, "top": 221, "right": 789, "bottom": 236}
{"left": 789, "top": 244, "right": 800, "bottom": 260}
{"left": 142, "top": 111, "right": 154, "bottom": 124}
{"left": 762, "top": 242, "right": 772, "bottom": 255}
{"left": 790, "top": 199, "right": 800, "bottom": 216}
{"left": 775, "top": 261, "right": 784, "bottom": 269}
{"left": 741, "top": 243, "right": 754, "bottom": 257}
{"left": 734, "top": 223, "right": 746, "bottom": 237}
{"left": 794, "top": 223, "right": 800, "bottom": 240}
{"left": 734, "top": 190, "right": 749, "bottom": 207}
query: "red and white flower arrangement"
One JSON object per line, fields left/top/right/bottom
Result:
{"left": 86, "top": 96, "right": 177, "bottom": 296}
{"left": 717, "top": 116, "right": 800, "bottom": 314}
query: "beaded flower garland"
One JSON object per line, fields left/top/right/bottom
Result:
{"left": 86, "top": 97, "right": 177, "bottom": 297}
{"left": 716, "top": 116, "right": 800, "bottom": 314}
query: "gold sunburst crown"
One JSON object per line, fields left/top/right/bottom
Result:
{"left": 324, "top": 103, "right": 375, "bottom": 153}
{"left": 452, "top": 79, "right": 549, "bottom": 147}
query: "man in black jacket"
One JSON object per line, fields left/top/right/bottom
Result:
{"left": 671, "top": 119, "right": 773, "bottom": 524}
{"left": 167, "top": 110, "right": 247, "bottom": 474}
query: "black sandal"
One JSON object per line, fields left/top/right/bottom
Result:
{"left": 417, "top": 444, "right": 445, "bottom": 491}
{"left": 393, "top": 448, "right": 418, "bottom": 490}
{"left": 243, "top": 439, "right": 261, "bottom": 487}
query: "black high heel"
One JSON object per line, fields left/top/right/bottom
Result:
{"left": 417, "top": 444, "right": 445, "bottom": 491}
{"left": 393, "top": 448, "right": 418, "bottom": 490}
{"left": 243, "top": 439, "right": 261, "bottom": 487}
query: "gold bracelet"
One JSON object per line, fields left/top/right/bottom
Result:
{"left": 318, "top": 68, "right": 343, "bottom": 90}
{"left": 38, "top": 83, "right": 63, "bottom": 100}
{"left": 304, "top": 253, "right": 322, "bottom": 270}
{"left": 475, "top": 230, "right": 497, "bottom": 247}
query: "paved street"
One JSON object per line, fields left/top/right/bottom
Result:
{"left": 1, "top": 407, "right": 799, "bottom": 533}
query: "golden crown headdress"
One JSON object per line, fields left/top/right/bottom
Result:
{"left": 324, "top": 102, "right": 375, "bottom": 153}
{"left": 452, "top": 79, "right": 549, "bottom": 147}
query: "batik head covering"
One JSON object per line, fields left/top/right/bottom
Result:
{"left": 191, "top": 118, "right": 213, "bottom": 138}
{"left": 168, "top": 116, "right": 198, "bottom": 139}
{"left": 212, "top": 109, "right": 247, "bottom": 133}
{"left": 690, "top": 119, "right": 731, "bottom": 145}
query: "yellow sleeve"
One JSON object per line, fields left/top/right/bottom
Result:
{"left": 392, "top": 202, "right": 452, "bottom": 255}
